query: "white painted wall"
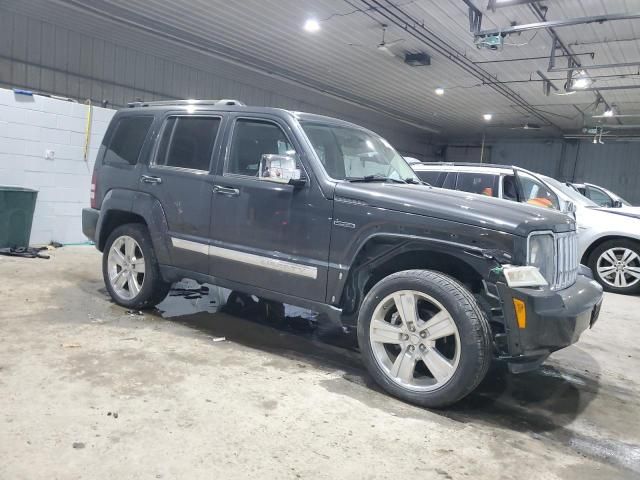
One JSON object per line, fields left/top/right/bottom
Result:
{"left": 0, "top": 87, "right": 115, "bottom": 244}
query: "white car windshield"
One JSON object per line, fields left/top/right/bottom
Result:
{"left": 301, "top": 122, "right": 420, "bottom": 183}
{"left": 542, "top": 176, "right": 599, "bottom": 207}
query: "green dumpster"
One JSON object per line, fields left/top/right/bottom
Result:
{"left": 0, "top": 186, "right": 38, "bottom": 249}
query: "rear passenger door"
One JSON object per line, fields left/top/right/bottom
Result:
{"left": 139, "top": 113, "right": 224, "bottom": 274}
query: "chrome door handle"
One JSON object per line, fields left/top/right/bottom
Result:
{"left": 140, "top": 175, "right": 162, "bottom": 184}
{"left": 213, "top": 185, "right": 240, "bottom": 196}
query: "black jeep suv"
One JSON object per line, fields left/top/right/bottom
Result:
{"left": 83, "top": 99, "right": 603, "bottom": 407}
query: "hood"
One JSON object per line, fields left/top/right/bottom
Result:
{"left": 577, "top": 206, "right": 640, "bottom": 233}
{"left": 334, "top": 182, "right": 574, "bottom": 237}
{"left": 594, "top": 206, "right": 640, "bottom": 220}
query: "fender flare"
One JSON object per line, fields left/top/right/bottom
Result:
{"left": 97, "top": 189, "right": 172, "bottom": 265}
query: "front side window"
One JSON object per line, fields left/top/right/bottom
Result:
{"left": 155, "top": 116, "right": 220, "bottom": 171}
{"left": 104, "top": 116, "right": 153, "bottom": 166}
{"left": 455, "top": 172, "right": 498, "bottom": 197}
{"left": 518, "top": 171, "right": 560, "bottom": 210}
{"left": 586, "top": 186, "right": 612, "bottom": 207}
{"left": 227, "top": 119, "right": 295, "bottom": 176}
{"left": 301, "top": 123, "right": 418, "bottom": 182}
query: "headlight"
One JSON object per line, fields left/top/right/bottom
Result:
{"left": 528, "top": 233, "right": 555, "bottom": 285}
{"left": 502, "top": 266, "right": 548, "bottom": 288}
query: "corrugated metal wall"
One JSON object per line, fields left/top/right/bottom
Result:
{"left": 0, "top": 7, "right": 431, "bottom": 157}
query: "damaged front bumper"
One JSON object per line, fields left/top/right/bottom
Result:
{"left": 493, "top": 266, "right": 603, "bottom": 373}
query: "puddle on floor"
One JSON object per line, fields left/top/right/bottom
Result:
{"left": 155, "top": 279, "right": 357, "bottom": 351}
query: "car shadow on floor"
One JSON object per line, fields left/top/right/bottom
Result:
{"left": 154, "top": 288, "right": 602, "bottom": 434}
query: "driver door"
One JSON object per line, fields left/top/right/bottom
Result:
{"left": 208, "top": 114, "right": 332, "bottom": 302}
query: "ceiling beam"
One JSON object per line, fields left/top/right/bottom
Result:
{"left": 476, "top": 12, "right": 640, "bottom": 38}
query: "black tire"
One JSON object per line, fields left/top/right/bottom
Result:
{"left": 357, "top": 269, "right": 492, "bottom": 408}
{"left": 102, "top": 223, "right": 171, "bottom": 309}
{"left": 588, "top": 239, "right": 640, "bottom": 295}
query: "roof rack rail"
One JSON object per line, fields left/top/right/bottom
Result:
{"left": 127, "top": 99, "right": 245, "bottom": 108}
{"left": 418, "top": 161, "right": 511, "bottom": 169}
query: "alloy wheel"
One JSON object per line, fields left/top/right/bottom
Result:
{"left": 369, "top": 290, "right": 461, "bottom": 392}
{"left": 596, "top": 247, "right": 640, "bottom": 289}
{"left": 107, "top": 235, "right": 146, "bottom": 300}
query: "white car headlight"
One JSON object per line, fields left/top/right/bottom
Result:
{"left": 503, "top": 265, "right": 548, "bottom": 288}
{"left": 528, "top": 233, "right": 555, "bottom": 285}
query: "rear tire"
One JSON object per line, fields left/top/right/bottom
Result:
{"left": 102, "top": 223, "right": 171, "bottom": 309}
{"left": 588, "top": 239, "right": 640, "bottom": 295}
{"left": 357, "top": 270, "right": 492, "bottom": 408}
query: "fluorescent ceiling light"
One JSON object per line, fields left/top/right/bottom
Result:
{"left": 572, "top": 77, "right": 591, "bottom": 89}
{"left": 435, "top": 87, "right": 445, "bottom": 96}
{"left": 483, "top": 113, "right": 493, "bottom": 121}
{"left": 303, "top": 18, "right": 320, "bottom": 32}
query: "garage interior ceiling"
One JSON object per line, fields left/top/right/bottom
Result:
{"left": 9, "top": 0, "right": 640, "bottom": 139}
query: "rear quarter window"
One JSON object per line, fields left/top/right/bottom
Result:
{"left": 103, "top": 116, "right": 154, "bottom": 166}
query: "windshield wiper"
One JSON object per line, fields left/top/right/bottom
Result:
{"left": 346, "top": 175, "right": 407, "bottom": 184}
{"left": 404, "top": 177, "right": 427, "bottom": 185}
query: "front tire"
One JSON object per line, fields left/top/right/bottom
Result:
{"left": 102, "top": 223, "right": 171, "bottom": 309}
{"left": 588, "top": 239, "right": 640, "bottom": 295}
{"left": 357, "top": 270, "right": 492, "bottom": 408}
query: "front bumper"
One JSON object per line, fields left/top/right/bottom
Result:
{"left": 496, "top": 269, "right": 603, "bottom": 372}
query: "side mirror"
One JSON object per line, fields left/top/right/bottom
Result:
{"left": 563, "top": 201, "right": 576, "bottom": 215}
{"left": 258, "top": 154, "right": 306, "bottom": 187}
{"left": 612, "top": 200, "right": 623, "bottom": 208}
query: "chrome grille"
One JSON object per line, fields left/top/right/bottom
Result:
{"left": 554, "top": 231, "right": 579, "bottom": 290}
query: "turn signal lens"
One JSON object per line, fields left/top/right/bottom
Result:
{"left": 513, "top": 298, "right": 526, "bottom": 329}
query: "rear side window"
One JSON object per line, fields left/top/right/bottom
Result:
{"left": 441, "top": 172, "right": 457, "bottom": 189}
{"left": 415, "top": 170, "right": 442, "bottom": 185}
{"left": 155, "top": 116, "right": 221, "bottom": 171}
{"left": 103, "top": 116, "right": 153, "bottom": 166}
{"left": 456, "top": 172, "right": 499, "bottom": 197}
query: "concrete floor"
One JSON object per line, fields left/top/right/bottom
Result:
{"left": 1, "top": 246, "right": 639, "bottom": 479}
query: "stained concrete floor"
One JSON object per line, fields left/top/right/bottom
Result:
{"left": 1, "top": 246, "right": 639, "bottom": 479}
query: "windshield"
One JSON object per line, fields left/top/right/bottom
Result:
{"left": 604, "top": 188, "right": 632, "bottom": 206}
{"left": 542, "top": 176, "right": 598, "bottom": 207}
{"left": 301, "top": 122, "right": 419, "bottom": 182}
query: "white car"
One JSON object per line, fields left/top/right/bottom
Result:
{"left": 570, "top": 182, "right": 640, "bottom": 217}
{"left": 413, "top": 163, "right": 640, "bottom": 295}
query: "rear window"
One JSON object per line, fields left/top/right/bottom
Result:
{"left": 455, "top": 172, "right": 499, "bottom": 197}
{"left": 103, "top": 116, "right": 153, "bottom": 166}
{"left": 415, "top": 170, "right": 442, "bottom": 185}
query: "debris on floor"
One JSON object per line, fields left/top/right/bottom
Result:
{"left": 212, "top": 336, "right": 226, "bottom": 342}
{"left": 125, "top": 310, "right": 144, "bottom": 317}
{"left": 61, "top": 343, "right": 81, "bottom": 348}
{"left": 0, "top": 246, "right": 50, "bottom": 259}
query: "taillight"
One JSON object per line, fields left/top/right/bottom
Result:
{"left": 90, "top": 170, "right": 97, "bottom": 209}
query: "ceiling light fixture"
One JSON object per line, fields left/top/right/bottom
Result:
{"left": 572, "top": 77, "right": 591, "bottom": 89}
{"left": 435, "top": 88, "right": 444, "bottom": 96}
{"left": 483, "top": 113, "right": 493, "bottom": 121}
{"left": 603, "top": 108, "right": 614, "bottom": 117}
{"left": 303, "top": 18, "right": 320, "bottom": 33}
